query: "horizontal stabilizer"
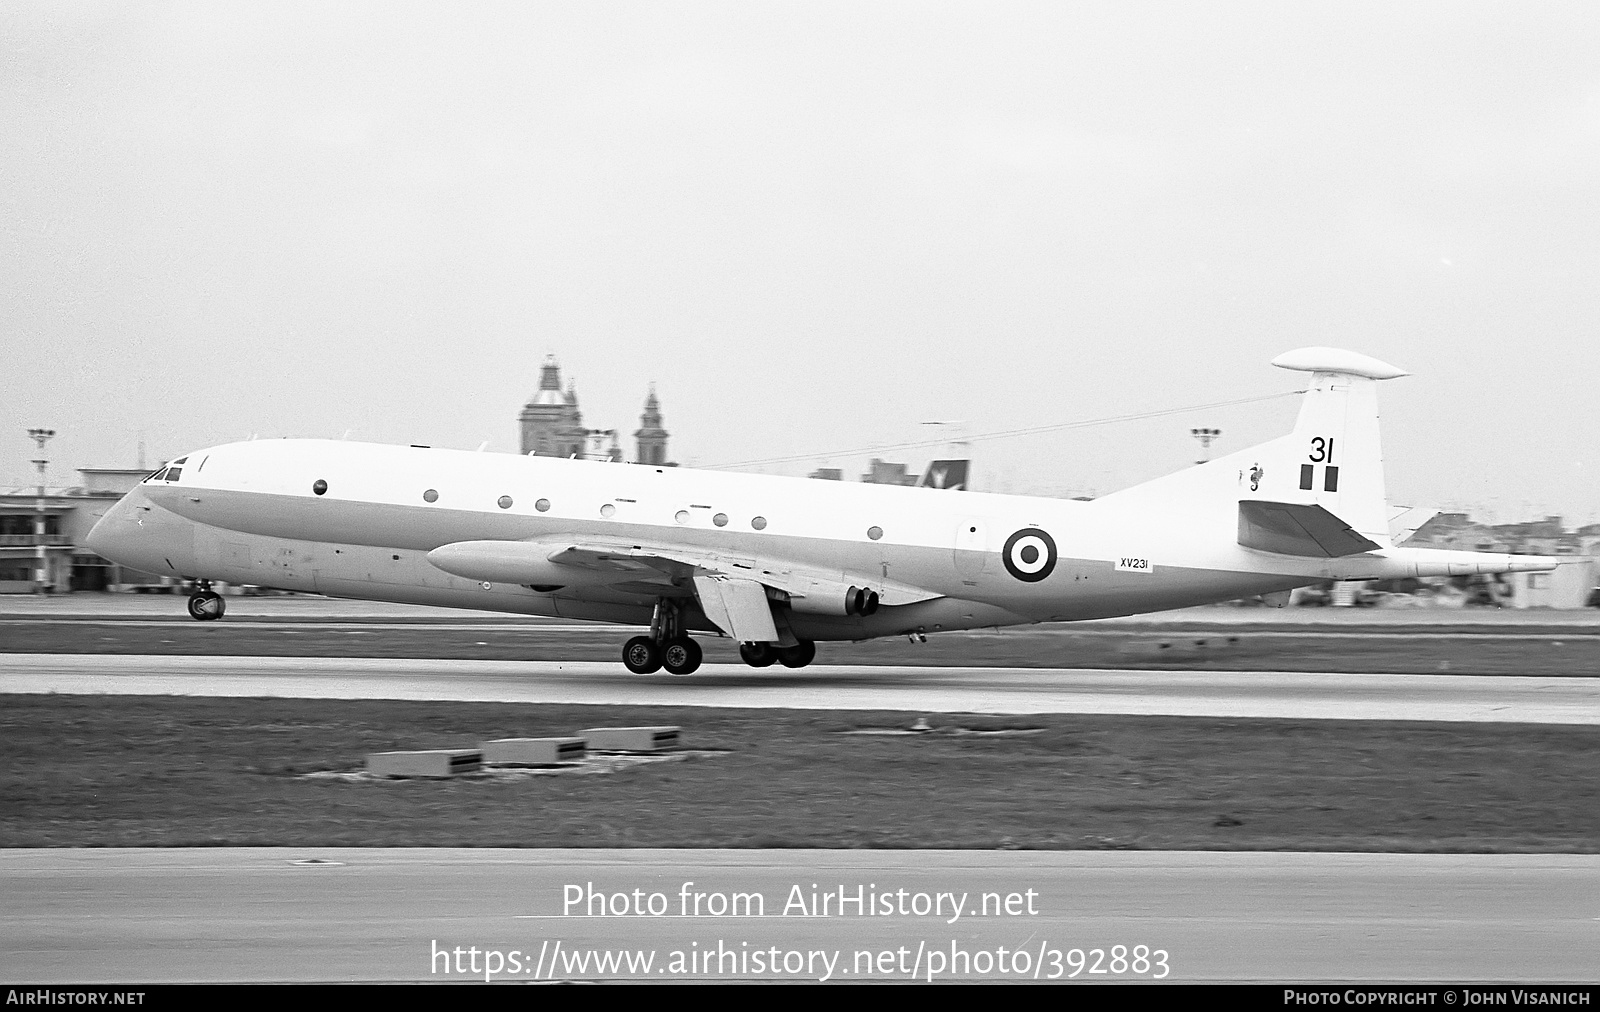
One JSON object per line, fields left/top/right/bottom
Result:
{"left": 1387, "top": 505, "right": 1439, "bottom": 546}
{"left": 1238, "top": 500, "right": 1382, "bottom": 558}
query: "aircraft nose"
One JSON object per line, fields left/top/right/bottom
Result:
{"left": 84, "top": 510, "right": 114, "bottom": 556}
{"left": 84, "top": 492, "right": 142, "bottom": 566}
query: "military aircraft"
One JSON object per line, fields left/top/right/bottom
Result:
{"left": 86, "top": 348, "right": 1557, "bottom": 674}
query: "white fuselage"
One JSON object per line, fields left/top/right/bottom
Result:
{"left": 84, "top": 436, "right": 1534, "bottom": 641}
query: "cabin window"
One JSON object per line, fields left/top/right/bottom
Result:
{"left": 498, "top": 496, "right": 513, "bottom": 509}
{"left": 713, "top": 513, "right": 728, "bottom": 527}
{"left": 867, "top": 526, "right": 883, "bottom": 540}
{"left": 675, "top": 510, "right": 689, "bottom": 524}
{"left": 536, "top": 499, "right": 551, "bottom": 512}
{"left": 600, "top": 504, "right": 616, "bottom": 518}
{"left": 751, "top": 516, "right": 767, "bottom": 531}
{"left": 313, "top": 480, "right": 328, "bottom": 496}
{"left": 423, "top": 489, "right": 439, "bottom": 503}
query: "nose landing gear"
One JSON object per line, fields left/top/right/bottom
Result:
{"left": 186, "top": 582, "right": 225, "bottom": 622}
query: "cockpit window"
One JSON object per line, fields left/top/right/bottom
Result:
{"left": 165, "top": 467, "right": 181, "bottom": 482}
{"left": 172, "top": 457, "right": 188, "bottom": 465}
{"left": 146, "top": 468, "right": 169, "bottom": 482}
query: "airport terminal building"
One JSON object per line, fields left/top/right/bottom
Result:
{"left": 0, "top": 467, "right": 170, "bottom": 594}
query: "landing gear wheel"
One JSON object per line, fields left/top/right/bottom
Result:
{"left": 775, "top": 640, "right": 816, "bottom": 669}
{"left": 186, "top": 592, "right": 225, "bottom": 622}
{"left": 622, "top": 636, "right": 662, "bottom": 674}
{"left": 661, "top": 636, "right": 703, "bottom": 675}
{"left": 738, "top": 642, "right": 776, "bottom": 668}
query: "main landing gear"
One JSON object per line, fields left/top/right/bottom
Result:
{"left": 186, "top": 581, "right": 225, "bottom": 622}
{"left": 739, "top": 639, "right": 815, "bottom": 669}
{"left": 619, "top": 599, "right": 817, "bottom": 673}
{"left": 622, "top": 635, "right": 703, "bottom": 675}
{"left": 622, "top": 599, "right": 703, "bottom": 675}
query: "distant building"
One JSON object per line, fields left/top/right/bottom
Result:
{"left": 1510, "top": 562, "right": 1596, "bottom": 609}
{"left": 634, "top": 385, "right": 670, "bottom": 466}
{"left": 518, "top": 355, "right": 668, "bottom": 464}
{"left": 1407, "top": 512, "right": 1598, "bottom": 609}
{"left": 518, "top": 355, "right": 593, "bottom": 459}
{"left": 856, "top": 458, "right": 972, "bottom": 488}
{"left": 1579, "top": 523, "right": 1600, "bottom": 561}
{"left": 813, "top": 459, "right": 969, "bottom": 487}
{"left": 860, "top": 458, "right": 917, "bottom": 486}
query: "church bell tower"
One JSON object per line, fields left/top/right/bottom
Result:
{"left": 633, "top": 385, "right": 669, "bottom": 465}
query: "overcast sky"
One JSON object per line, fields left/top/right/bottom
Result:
{"left": 3, "top": 2, "right": 1597, "bottom": 523}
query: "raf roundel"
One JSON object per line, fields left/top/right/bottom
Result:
{"left": 1002, "top": 527, "right": 1057, "bottom": 583}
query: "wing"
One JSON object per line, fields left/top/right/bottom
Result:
{"left": 427, "top": 536, "right": 944, "bottom": 641}
{"left": 546, "top": 538, "right": 941, "bottom": 604}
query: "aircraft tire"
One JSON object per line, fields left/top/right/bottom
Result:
{"left": 738, "top": 642, "right": 776, "bottom": 668}
{"left": 622, "top": 636, "right": 663, "bottom": 674}
{"left": 186, "top": 592, "right": 224, "bottom": 622}
{"left": 775, "top": 640, "right": 816, "bottom": 669}
{"left": 661, "top": 636, "right": 702, "bottom": 675}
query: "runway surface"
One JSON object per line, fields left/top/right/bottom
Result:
{"left": 7, "top": 594, "right": 1600, "bottom": 624}
{"left": 9, "top": 616, "right": 1600, "bottom": 639}
{"left": 4, "top": 653, "right": 1597, "bottom": 723}
{"left": 4, "top": 848, "right": 1595, "bottom": 983}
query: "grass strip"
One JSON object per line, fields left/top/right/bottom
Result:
{"left": 2, "top": 694, "right": 1595, "bottom": 851}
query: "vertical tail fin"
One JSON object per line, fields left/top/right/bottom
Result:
{"left": 1268, "top": 348, "right": 1408, "bottom": 545}
{"left": 1098, "top": 347, "right": 1407, "bottom": 553}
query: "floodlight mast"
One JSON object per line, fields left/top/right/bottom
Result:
{"left": 1190, "top": 426, "right": 1222, "bottom": 465}
{"left": 26, "top": 428, "right": 55, "bottom": 594}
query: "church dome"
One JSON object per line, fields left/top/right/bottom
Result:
{"left": 527, "top": 355, "right": 569, "bottom": 408}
